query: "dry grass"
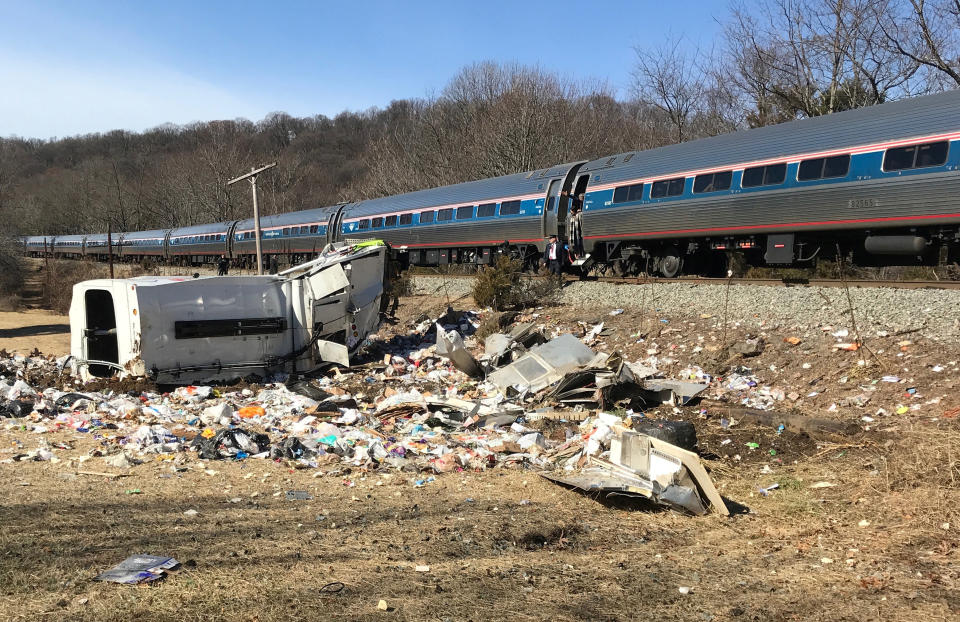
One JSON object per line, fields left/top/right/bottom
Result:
{"left": 2, "top": 417, "right": 958, "bottom": 622}
{"left": 40, "top": 260, "right": 145, "bottom": 314}
{"left": 0, "top": 235, "right": 25, "bottom": 302}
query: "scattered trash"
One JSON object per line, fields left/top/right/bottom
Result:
{"left": 286, "top": 490, "right": 313, "bottom": 501}
{"left": 94, "top": 554, "right": 179, "bottom": 584}
{"left": 757, "top": 483, "right": 779, "bottom": 496}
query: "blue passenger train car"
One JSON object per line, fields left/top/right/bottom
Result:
{"left": 25, "top": 89, "right": 960, "bottom": 276}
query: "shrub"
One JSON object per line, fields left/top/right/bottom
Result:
{"left": 0, "top": 236, "right": 25, "bottom": 308}
{"left": 472, "top": 256, "right": 522, "bottom": 310}
{"left": 41, "top": 261, "right": 145, "bottom": 315}
{"left": 472, "top": 256, "right": 563, "bottom": 310}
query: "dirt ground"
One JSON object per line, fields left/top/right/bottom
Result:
{"left": 1, "top": 292, "right": 958, "bottom": 621}
{"left": 0, "top": 309, "right": 70, "bottom": 356}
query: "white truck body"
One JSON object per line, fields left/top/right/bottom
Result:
{"left": 69, "top": 242, "right": 387, "bottom": 384}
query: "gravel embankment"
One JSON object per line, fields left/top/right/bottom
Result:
{"left": 411, "top": 275, "right": 960, "bottom": 339}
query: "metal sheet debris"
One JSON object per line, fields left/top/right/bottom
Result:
{"left": 487, "top": 333, "right": 595, "bottom": 392}
{"left": 544, "top": 426, "right": 728, "bottom": 516}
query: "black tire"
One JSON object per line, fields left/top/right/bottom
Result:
{"left": 632, "top": 420, "right": 698, "bottom": 451}
{"left": 658, "top": 247, "right": 683, "bottom": 278}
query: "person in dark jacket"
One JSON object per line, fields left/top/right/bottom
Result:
{"left": 543, "top": 234, "right": 563, "bottom": 276}
{"left": 217, "top": 255, "right": 229, "bottom": 276}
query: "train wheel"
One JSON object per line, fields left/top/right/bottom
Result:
{"left": 612, "top": 259, "right": 627, "bottom": 277}
{"left": 658, "top": 247, "right": 683, "bottom": 278}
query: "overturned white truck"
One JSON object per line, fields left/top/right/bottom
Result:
{"left": 69, "top": 241, "right": 388, "bottom": 384}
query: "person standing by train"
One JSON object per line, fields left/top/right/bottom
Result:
{"left": 568, "top": 204, "right": 584, "bottom": 259}
{"left": 217, "top": 254, "right": 229, "bottom": 276}
{"left": 543, "top": 234, "right": 563, "bottom": 276}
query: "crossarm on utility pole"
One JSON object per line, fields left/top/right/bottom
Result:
{"left": 228, "top": 162, "right": 277, "bottom": 276}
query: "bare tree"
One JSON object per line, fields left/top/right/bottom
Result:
{"left": 632, "top": 37, "right": 706, "bottom": 142}
{"left": 880, "top": 0, "right": 960, "bottom": 88}
{"left": 722, "top": 0, "right": 920, "bottom": 124}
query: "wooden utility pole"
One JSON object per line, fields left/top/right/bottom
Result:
{"left": 228, "top": 163, "right": 277, "bottom": 275}
{"left": 107, "top": 223, "right": 115, "bottom": 279}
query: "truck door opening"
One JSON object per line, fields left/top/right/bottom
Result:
{"left": 84, "top": 289, "right": 119, "bottom": 377}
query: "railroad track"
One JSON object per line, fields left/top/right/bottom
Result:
{"left": 411, "top": 272, "right": 960, "bottom": 290}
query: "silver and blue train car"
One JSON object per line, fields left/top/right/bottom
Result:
{"left": 575, "top": 88, "right": 960, "bottom": 276}
{"left": 168, "top": 222, "right": 231, "bottom": 264}
{"left": 339, "top": 161, "right": 582, "bottom": 267}
{"left": 52, "top": 234, "right": 86, "bottom": 258}
{"left": 83, "top": 233, "right": 124, "bottom": 261}
{"left": 23, "top": 236, "right": 53, "bottom": 257}
{"left": 119, "top": 229, "right": 169, "bottom": 259}
{"left": 232, "top": 206, "right": 339, "bottom": 265}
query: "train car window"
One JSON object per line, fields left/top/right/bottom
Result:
{"left": 650, "top": 177, "right": 685, "bottom": 198}
{"left": 693, "top": 171, "right": 732, "bottom": 193}
{"left": 358, "top": 219, "right": 370, "bottom": 230}
{"left": 742, "top": 163, "right": 786, "bottom": 188}
{"left": 456, "top": 206, "right": 474, "bottom": 220}
{"left": 916, "top": 141, "right": 949, "bottom": 167}
{"left": 824, "top": 154, "right": 851, "bottom": 178}
{"left": 399, "top": 213, "right": 412, "bottom": 225}
{"left": 282, "top": 228, "right": 290, "bottom": 236}
{"left": 310, "top": 225, "right": 319, "bottom": 234}
{"left": 764, "top": 163, "right": 786, "bottom": 185}
{"left": 884, "top": 145, "right": 916, "bottom": 170}
{"left": 798, "top": 155, "right": 850, "bottom": 181}
{"left": 372, "top": 217, "right": 383, "bottom": 228}
{"left": 613, "top": 182, "right": 644, "bottom": 203}
{"left": 437, "top": 208, "right": 453, "bottom": 221}
{"left": 499, "top": 200, "right": 521, "bottom": 215}
{"left": 884, "top": 141, "right": 947, "bottom": 171}
{"left": 477, "top": 203, "right": 496, "bottom": 217}
{"left": 741, "top": 166, "right": 765, "bottom": 187}
{"left": 385, "top": 215, "right": 397, "bottom": 226}
{"left": 420, "top": 211, "right": 435, "bottom": 224}
{"left": 797, "top": 158, "right": 822, "bottom": 181}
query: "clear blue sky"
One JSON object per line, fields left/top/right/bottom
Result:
{"left": 0, "top": 0, "right": 727, "bottom": 139}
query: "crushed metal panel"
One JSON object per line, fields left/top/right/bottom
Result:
{"left": 488, "top": 333, "right": 595, "bottom": 392}
{"left": 483, "top": 333, "right": 514, "bottom": 359}
{"left": 307, "top": 262, "right": 350, "bottom": 299}
{"left": 435, "top": 324, "right": 483, "bottom": 378}
{"left": 316, "top": 340, "right": 350, "bottom": 367}
{"left": 641, "top": 379, "right": 709, "bottom": 405}
{"left": 544, "top": 426, "right": 728, "bottom": 516}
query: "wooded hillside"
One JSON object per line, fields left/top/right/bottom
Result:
{"left": 1, "top": 0, "right": 957, "bottom": 235}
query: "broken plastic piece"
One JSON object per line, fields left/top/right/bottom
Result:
{"left": 95, "top": 554, "right": 179, "bottom": 584}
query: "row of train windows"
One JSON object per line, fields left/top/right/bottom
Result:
{"left": 610, "top": 141, "right": 949, "bottom": 204}
{"left": 174, "top": 234, "right": 223, "bottom": 243}
{"left": 356, "top": 200, "right": 521, "bottom": 230}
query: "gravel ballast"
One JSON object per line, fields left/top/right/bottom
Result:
{"left": 411, "top": 275, "right": 960, "bottom": 339}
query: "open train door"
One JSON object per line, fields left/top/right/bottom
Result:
{"left": 327, "top": 204, "right": 348, "bottom": 245}
{"left": 541, "top": 163, "right": 586, "bottom": 242}
{"left": 224, "top": 221, "right": 239, "bottom": 260}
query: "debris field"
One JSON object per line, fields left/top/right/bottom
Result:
{"left": 1, "top": 290, "right": 958, "bottom": 621}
